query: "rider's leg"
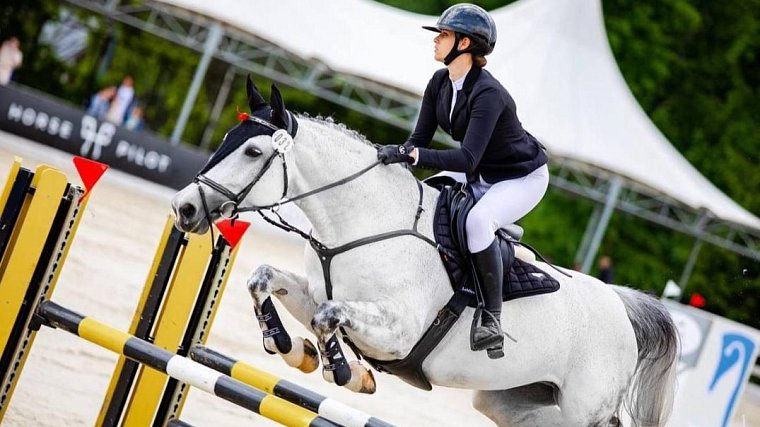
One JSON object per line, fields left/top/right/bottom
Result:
{"left": 465, "top": 165, "right": 550, "bottom": 254}
{"left": 470, "top": 238, "right": 506, "bottom": 352}
{"left": 465, "top": 165, "right": 550, "bottom": 356}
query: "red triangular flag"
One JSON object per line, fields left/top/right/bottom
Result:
{"left": 216, "top": 219, "right": 250, "bottom": 249}
{"left": 689, "top": 293, "right": 706, "bottom": 308}
{"left": 73, "top": 156, "right": 109, "bottom": 202}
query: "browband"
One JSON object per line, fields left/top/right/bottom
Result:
{"left": 245, "top": 111, "right": 298, "bottom": 138}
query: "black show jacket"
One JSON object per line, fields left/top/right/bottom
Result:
{"left": 408, "top": 66, "right": 548, "bottom": 182}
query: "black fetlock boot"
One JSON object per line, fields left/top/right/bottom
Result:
{"left": 471, "top": 239, "right": 505, "bottom": 354}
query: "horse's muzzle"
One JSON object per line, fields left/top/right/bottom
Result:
{"left": 171, "top": 191, "right": 208, "bottom": 234}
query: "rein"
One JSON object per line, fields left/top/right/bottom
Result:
{"left": 192, "top": 114, "right": 436, "bottom": 255}
{"left": 195, "top": 153, "right": 384, "bottom": 249}
{"left": 193, "top": 113, "right": 442, "bottom": 363}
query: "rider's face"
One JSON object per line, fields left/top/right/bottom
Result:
{"left": 434, "top": 30, "right": 455, "bottom": 62}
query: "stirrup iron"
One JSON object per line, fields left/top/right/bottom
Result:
{"left": 470, "top": 306, "right": 503, "bottom": 351}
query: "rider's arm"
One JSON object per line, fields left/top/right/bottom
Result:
{"left": 415, "top": 87, "right": 504, "bottom": 173}
{"left": 406, "top": 74, "right": 441, "bottom": 150}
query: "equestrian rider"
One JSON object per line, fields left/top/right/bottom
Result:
{"left": 377, "top": 3, "right": 549, "bottom": 358}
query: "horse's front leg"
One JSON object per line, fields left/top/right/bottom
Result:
{"left": 247, "top": 264, "right": 319, "bottom": 373}
{"left": 311, "top": 300, "right": 419, "bottom": 394}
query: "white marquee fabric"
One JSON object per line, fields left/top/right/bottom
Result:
{"left": 157, "top": 0, "right": 760, "bottom": 229}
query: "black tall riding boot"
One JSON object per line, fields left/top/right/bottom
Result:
{"left": 471, "top": 239, "right": 505, "bottom": 353}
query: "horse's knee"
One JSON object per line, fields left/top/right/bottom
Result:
{"left": 311, "top": 301, "right": 347, "bottom": 336}
{"left": 247, "top": 264, "right": 275, "bottom": 300}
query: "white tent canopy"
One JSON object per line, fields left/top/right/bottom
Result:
{"left": 159, "top": 0, "right": 760, "bottom": 230}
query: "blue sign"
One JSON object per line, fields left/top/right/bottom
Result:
{"left": 708, "top": 332, "right": 756, "bottom": 427}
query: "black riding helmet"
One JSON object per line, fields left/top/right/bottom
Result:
{"left": 423, "top": 3, "right": 497, "bottom": 65}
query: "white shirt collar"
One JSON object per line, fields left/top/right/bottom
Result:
{"left": 450, "top": 74, "right": 466, "bottom": 91}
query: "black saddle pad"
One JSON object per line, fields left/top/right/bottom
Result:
{"left": 429, "top": 180, "right": 560, "bottom": 308}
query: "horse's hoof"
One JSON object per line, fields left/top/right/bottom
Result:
{"left": 281, "top": 337, "right": 320, "bottom": 373}
{"left": 345, "top": 361, "right": 376, "bottom": 394}
{"left": 298, "top": 338, "right": 319, "bottom": 373}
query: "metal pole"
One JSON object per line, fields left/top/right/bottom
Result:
{"left": 574, "top": 204, "right": 604, "bottom": 267}
{"left": 581, "top": 177, "right": 623, "bottom": 273}
{"left": 199, "top": 65, "right": 237, "bottom": 150}
{"left": 679, "top": 239, "right": 704, "bottom": 293}
{"left": 170, "top": 23, "right": 224, "bottom": 145}
{"left": 678, "top": 212, "right": 711, "bottom": 292}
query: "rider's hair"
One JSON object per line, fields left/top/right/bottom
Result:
{"left": 458, "top": 34, "right": 487, "bottom": 67}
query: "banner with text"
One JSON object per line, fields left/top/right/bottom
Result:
{"left": 0, "top": 84, "right": 208, "bottom": 189}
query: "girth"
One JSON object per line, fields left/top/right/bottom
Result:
{"left": 362, "top": 291, "right": 469, "bottom": 391}
{"left": 357, "top": 181, "right": 559, "bottom": 391}
{"left": 311, "top": 179, "right": 555, "bottom": 391}
{"left": 313, "top": 179, "right": 474, "bottom": 391}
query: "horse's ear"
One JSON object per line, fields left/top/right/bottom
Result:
{"left": 246, "top": 75, "right": 267, "bottom": 111}
{"left": 269, "top": 84, "right": 288, "bottom": 128}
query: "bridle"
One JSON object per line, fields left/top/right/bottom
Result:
{"left": 192, "top": 110, "right": 445, "bottom": 367}
{"left": 194, "top": 114, "right": 293, "bottom": 218}
{"left": 192, "top": 112, "right": 383, "bottom": 247}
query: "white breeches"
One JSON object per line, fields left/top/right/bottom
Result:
{"left": 435, "top": 164, "right": 549, "bottom": 253}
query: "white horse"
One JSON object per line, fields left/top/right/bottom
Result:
{"left": 171, "top": 79, "right": 679, "bottom": 427}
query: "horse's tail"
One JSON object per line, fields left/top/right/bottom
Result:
{"left": 613, "top": 286, "right": 679, "bottom": 427}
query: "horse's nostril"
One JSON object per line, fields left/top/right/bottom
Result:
{"left": 179, "top": 203, "right": 197, "bottom": 219}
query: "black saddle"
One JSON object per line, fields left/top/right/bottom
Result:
{"left": 427, "top": 176, "right": 560, "bottom": 307}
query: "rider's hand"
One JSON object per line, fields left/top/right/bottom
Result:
{"left": 377, "top": 144, "right": 414, "bottom": 165}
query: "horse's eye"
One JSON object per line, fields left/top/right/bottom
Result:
{"left": 245, "top": 146, "right": 263, "bottom": 158}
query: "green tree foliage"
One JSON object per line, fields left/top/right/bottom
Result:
{"left": 1, "top": 0, "right": 757, "bottom": 326}
{"left": 602, "top": 0, "right": 760, "bottom": 327}
{"left": 0, "top": 0, "right": 68, "bottom": 96}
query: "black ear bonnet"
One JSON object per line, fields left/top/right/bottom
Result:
{"left": 199, "top": 91, "right": 298, "bottom": 175}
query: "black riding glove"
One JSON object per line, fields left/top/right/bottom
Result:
{"left": 377, "top": 144, "right": 414, "bottom": 165}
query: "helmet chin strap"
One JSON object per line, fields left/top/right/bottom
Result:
{"left": 444, "top": 33, "right": 480, "bottom": 66}
{"left": 443, "top": 33, "right": 463, "bottom": 65}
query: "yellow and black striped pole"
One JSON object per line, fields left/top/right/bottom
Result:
{"left": 190, "top": 346, "right": 395, "bottom": 427}
{"left": 37, "top": 301, "right": 339, "bottom": 427}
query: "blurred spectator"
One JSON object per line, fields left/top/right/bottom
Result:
{"left": 124, "top": 105, "right": 145, "bottom": 131}
{"left": 86, "top": 86, "right": 116, "bottom": 120}
{"left": 105, "top": 75, "right": 134, "bottom": 125}
{"left": 0, "top": 37, "right": 23, "bottom": 85}
{"left": 597, "top": 255, "right": 614, "bottom": 284}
